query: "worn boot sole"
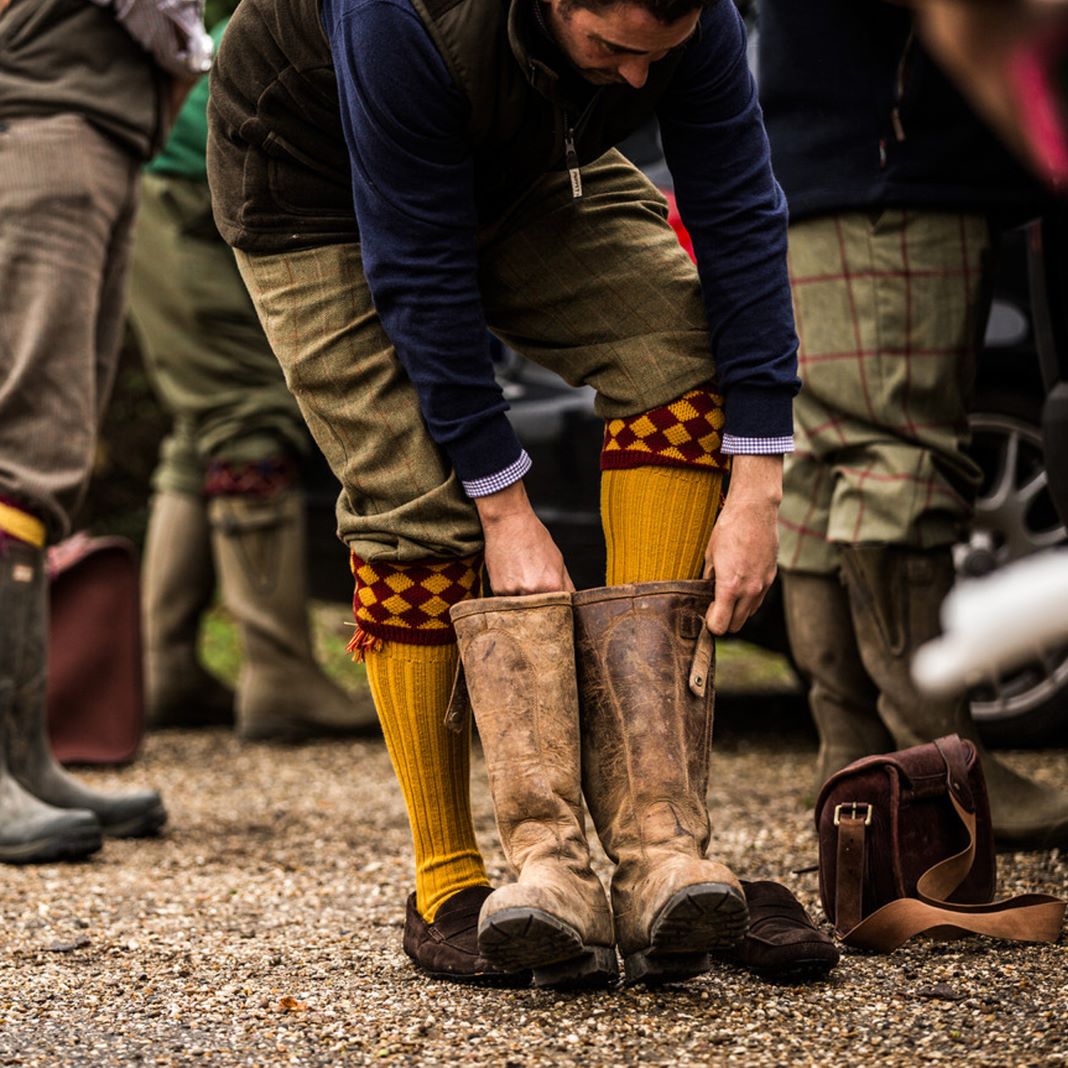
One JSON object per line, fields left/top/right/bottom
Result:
{"left": 101, "top": 801, "right": 168, "bottom": 839}
{"left": 625, "top": 882, "right": 749, "bottom": 985}
{"left": 0, "top": 826, "right": 103, "bottom": 864}
{"left": 478, "top": 908, "right": 618, "bottom": 989}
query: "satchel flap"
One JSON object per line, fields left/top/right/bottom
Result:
{"left": 815, "top": 752, "right": 903, "bottom": 822}
{"left": 815, "top": 735, "right": 977, "bottom": 812}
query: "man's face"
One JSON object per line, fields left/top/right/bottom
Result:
{"left": 544, "top": 0, "right": 701, "bottom": 89}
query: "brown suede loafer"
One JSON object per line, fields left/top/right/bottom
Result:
{"left": 402, "top": 887, "right": 531, "bottom": 986}
{"left": 716, "top": 880, "right": 839, "bottom": 982}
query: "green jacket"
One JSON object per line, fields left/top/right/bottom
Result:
{"left": 148, "top": 18, "right": 230, "bottom": 179}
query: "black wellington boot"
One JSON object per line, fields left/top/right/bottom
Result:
{"left": 3, "top": 542, "right": 166, "bottom": 839}
{"left": 1, "top": 543, "right": 102, "bottom": 862}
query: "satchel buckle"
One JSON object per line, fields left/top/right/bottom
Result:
{"left": 833, "top": 802, "right": 873, "bottom": 826}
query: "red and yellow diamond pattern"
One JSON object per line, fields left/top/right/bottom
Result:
{"left": 348, "top": 552, "right": 482, "bottom": 654}
{"left": 601, "top": 386, "right": 729, "bottom": 472}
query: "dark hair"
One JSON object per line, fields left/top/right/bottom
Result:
{"left": 558, "top": 0, "right": 718, "bottom": 25}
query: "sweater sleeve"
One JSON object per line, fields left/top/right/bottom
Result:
{"left": 656, "top": 3, "right": 800, "bottom": 447}
{"left": 325, "top": 0, "right": 527, "bottom": 492}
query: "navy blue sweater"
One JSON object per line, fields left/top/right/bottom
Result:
{"left": 323, "top": 0, "right": 800, "bottom": 490}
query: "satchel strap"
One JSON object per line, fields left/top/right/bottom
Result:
{"left": 833, "top": 786, "right": 1065, "bottom": 952}
{"left": 834, "top": 803, "right": 869, "bottom": 934}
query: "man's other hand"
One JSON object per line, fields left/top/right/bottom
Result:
{"left": 703, "top": 454, "right": 783, "bottom": 635}
{"left": 475, "top": 480, "right": 575, "bottom": 596}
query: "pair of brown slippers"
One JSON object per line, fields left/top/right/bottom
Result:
{"left": 403, "top": 878, "right": 839, "bottom": 987}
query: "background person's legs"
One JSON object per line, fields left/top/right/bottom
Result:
{"left": 140, "top": 424, "right": 233, "bottom": 728}
{"left": 128, "top": 174, "right": 369, "bottom": 740}
{"left": 0, "top": 115, "right": 163, "bottom": 857}
{"left": 780, "top": 209, "right": 1068, "bottom": 847}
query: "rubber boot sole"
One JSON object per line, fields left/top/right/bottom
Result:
{"left": 478, "top": 907, "right": 618, "bottom": 989}
{"left": 0, "top": 825, "right": 103, "bottom": 864}
{"left": 101, "top": 801, "right": 168, "bottom": 839}
{"left": 624, "top": 882, "right": 749, "bottom": 986}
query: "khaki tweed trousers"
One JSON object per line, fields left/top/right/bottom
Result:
{"left": 234, "top": 150, "right": 718, "bottom": 565}
{"left": 778, "top": 209, "right": 991, "bottom": 575}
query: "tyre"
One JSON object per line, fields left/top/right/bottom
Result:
{"left": 956, "top": 388, "right": 1068, "bottom": 746}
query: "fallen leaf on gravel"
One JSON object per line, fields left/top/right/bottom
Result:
{"left": 276, "top": 996, "right": 308, "bottom": 1013}
{"left": 916, "top": 984, "right": 967, "bottom": 1002}
{"left": 43, "top": 937, "right": 90, "bottom": 954}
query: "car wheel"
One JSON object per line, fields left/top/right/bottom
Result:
{"left": 956, "top": 389, "right": 1068, "bottom": 746}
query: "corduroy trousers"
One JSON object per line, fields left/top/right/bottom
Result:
{"left": 0, "top": 114, "right": 141, "bottom": 540}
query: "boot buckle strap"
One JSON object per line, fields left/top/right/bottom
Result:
{"left": 444, "top": 661, "right": 471, "bottom": 734}
{"left": 688, "top": 626, "right": 715, "bottom": 698}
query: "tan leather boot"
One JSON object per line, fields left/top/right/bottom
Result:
{"left": 142, "top": 491, "right": 234, "bottom": 728}
{"left": 208, "top": 490, "right": 378, "bottom": 742}
{"left": 451, "top": 593, "right": 617, "bottom": 988}
{"left": 574, "top": 581, "right": 747, "bottom": 985}
{"left": 781, "top": 569, "right": 893, "bottom": 793}
{"left": 840, "top": 544, "right": 1068, "bottom": 851}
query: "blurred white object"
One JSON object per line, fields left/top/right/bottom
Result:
{"left": 913, "top": 549, "right": 1068, "bottom": 696}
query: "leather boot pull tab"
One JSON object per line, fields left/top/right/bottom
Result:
{"left": 444, "top": 660, "right": 471, "bottom": 734}
{"left": 689, "top": 626, "right": 714, "bottom": 698}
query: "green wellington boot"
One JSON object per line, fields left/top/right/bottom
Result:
{"left": 781, "top": 568, "right": 894, "bottom": 793}
{"left": 1, "top": 540, "right": 102, "bottom": 863}
{"left": 840, "top": 544, "right": 1068, "bottom": 852}
{"left": 142, "top": 491, "right": 234, "bottom": 728}
{"left": 2, "top": 541, "right": 165, "bottom": 840}
{"left": 208, "top": 490, "right": 378, "bottom": 742}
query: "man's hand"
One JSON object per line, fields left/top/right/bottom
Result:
{"left": 475, "top": 480, "right": 575, "bottom": 596}
{"left": 703, "top": 454, "right": 783, "bottom": 635}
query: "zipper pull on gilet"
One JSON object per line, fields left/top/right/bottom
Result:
{"left": 564, "top": 126, "right": 583, "bottom": 199}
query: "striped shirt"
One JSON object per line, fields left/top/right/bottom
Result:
{"left": 87, "top": 0, "right": 212, "bottom": 77}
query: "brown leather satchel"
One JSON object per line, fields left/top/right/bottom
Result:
{"left": 816, "top": 734, "right": 1065, "bottom": 951}
{"left": 45, "top": 533, "right": 144, "bottom": 766}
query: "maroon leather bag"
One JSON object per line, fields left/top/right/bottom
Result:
{"left": 45, "top": 533, "right": 144, "bottom": 766}
{"left": 816, "top": 734, "right": 1065, "bottom": 951}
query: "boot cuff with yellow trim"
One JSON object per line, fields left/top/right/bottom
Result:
{"left": 0, "top": 496, "right": 47, "bottom": 550}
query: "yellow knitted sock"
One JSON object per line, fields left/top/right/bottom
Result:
{"left": 364, "top": 640, "right": 487, "bottom": 921}
{"left": 602, "top": 465, "right": 724, "bottom": 584}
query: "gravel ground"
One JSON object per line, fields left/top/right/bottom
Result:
{"left": 1, "top": 732, "right": 1065, "bottom": 1067}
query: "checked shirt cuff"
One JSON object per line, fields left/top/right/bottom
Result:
{"left": 721, "top": 434, "right": 795, "bottom": 455}
{"left": 461, "top": 450, "right": 533, "bottom": 498}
